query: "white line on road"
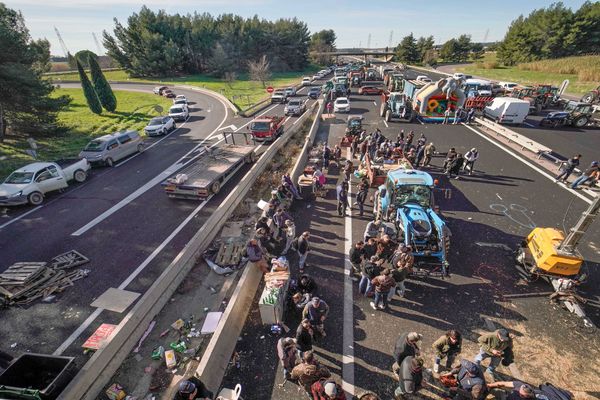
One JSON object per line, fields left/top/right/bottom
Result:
{"left": 292, "top": 117, "right": 303, "bottom": 125}
{"left": 284, "top": 116, "right": 292, "bottom": 124}
{"left": 372, "top": 101, "right": 376, "bottom": 106}
{"left": 523, "top": 122, "right": 536, "bottom": 128}
{"left": 342, "top": 147, "right": 355, "bottom": 397}
{"left": 0, "top": 206, "right": 43, "bottom": 230}
{"left": 462, "top": 123, "right": 593, "bottom": 205}
{"left": 55, "top": 199, "right": 210, "bottom": 355}
{"left": 382, "top": 119, "right": 389, "bottom": 128}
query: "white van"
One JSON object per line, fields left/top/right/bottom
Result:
{"left": 463, "top": 78, "right": 493, "bottom": 97}
{"left": 483, "top": 97, "right": 530, "bottom": 125}
{"left": 79, "top": 130, "right": 144, "bottom": 167}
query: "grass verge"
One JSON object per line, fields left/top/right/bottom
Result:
{"left": 48, "top": 68, "right": 321, "bottom": 109}
{"left": 0, "top": 88, "right": 171, "bottom": 180}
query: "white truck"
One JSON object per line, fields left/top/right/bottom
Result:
{"left": 0, "top": 159, "right": 90, "bottom": 206}
{"left": 483, "top": 97, "right": 530, "bottom": 125}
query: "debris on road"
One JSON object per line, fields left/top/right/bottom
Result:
{"left": 0, "top": 251, "right": 90, "bottom": 306}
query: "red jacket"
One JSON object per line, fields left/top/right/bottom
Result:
{"left": 310, "top": 379, "right": 345, "bottom": 400}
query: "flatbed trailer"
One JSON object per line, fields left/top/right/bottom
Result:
{"left": 162, "top": 132, "right": 257, "bottom": 200}
{"left": 364, "top": 154, "right": 412, "bottom": 187}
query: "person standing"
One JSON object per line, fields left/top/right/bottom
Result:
{"left": 349, "top": 241, "right": 365, "bottom": 281}
{"left": 443, "top": 108, "right": 452, "bottom": 124}
{"left": 295, "top": 318, "right": 314, "bottom": 359}
{"left": 351, "top": 137, "right": 359, "bottom": 159}
{"left": 422, "top": 142, "right": 436, "bottom": 167}
{"left": 370, "top": 268, "right": 396, "bottom": 310}
{"left": 343, "top": 160, "right": 354, "bottom": 182}
{"left": 453, "top": 107, "right": 462, "bottom": 124}
{"left": 282, "top": 220, "right": 296, "bottom": 255}
{"left": 432, "top": 330, "right": 462, "bottom": 373}
{"left": 555, "top": 154, "right": 581, "bottom": 183}
{"left": 333, "top": 145, "right": 342, "bottom": 163}
{"left": 359, "top": 256, "right": 383, "bottom": 297}
{"left": 291, "top": 351, "right": 331, "bottom": 397}
{"left": 393, "top": 332, "right": 422, "bottom": 376}
{"left": 302, "top": 297, "right": 330, "bottom": 338}
{"left": 474, "top": 329, "right": 514, "bottom": 375}
{"left": 393, "top": 356, "right": 424, "bottom": 400}
{"left": 311, "top": 379, "right": 346, "bottom": 400}
{"left": 356, "top": 179, "right": 369, "bottom": 216}
{"left": 463, "top": 148, "right": 479, "bottom": 175}
{"left": 336, "top": 181, "right": 349, "bottom": 216}
{"left": 297, "top": 231, "right": 311, "bottom": 273}
{"left": 323, "top": 144, "right": 331, "bottom": 169}
{"left": 246, "top": 239, "right": 269, "bottom": 273}
{"left": 390, "top": 261, "right": 410, "bottom": 301}
{"left": 395, "top": 244, "right": 415, "bottom": 274}
{"left": 276, "top": 337, "right": 298, "bottom": 381}
{"left": 571, "top": 161, "right": 599, "bottom": 189}
{"left": 443, "top": 147, "right": 457, "bottom": 170}
{"left": 467, "top": 108, "right": 476, "bottom": 123}
{"left": 447, "top": 152, "right": 466, "bottom": 180}
{"left": 173, "top": 377, "right": 213, "bottom": 400}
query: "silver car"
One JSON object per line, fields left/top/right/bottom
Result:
{"left": 79, "top": 130, "right": 144, "bottom": 167}
{"left": 168, "top": 104, "right": 189, "bottom": 122}
{"left": 145, "top": 116, "right": 176, "bottom": 136}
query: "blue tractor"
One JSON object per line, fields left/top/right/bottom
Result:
{"left": 373, "top": 168, "right": 451, "bottom": 276}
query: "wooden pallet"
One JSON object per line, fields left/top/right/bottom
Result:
{"left": 215, "top": 239, "right": 246, "bottom": 266}
{"left": 0, "top": 262, "right": 47, "bottom": 286}
{"left": 49, "top": 250, "right": 90, "bottom": 270}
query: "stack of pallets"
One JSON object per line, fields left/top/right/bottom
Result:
{"left": 0, "top": 250, "right": 90, "bottom": 306}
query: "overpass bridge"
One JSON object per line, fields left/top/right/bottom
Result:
{"left": 310, "top": 49, "right": 395, "bottom": 63}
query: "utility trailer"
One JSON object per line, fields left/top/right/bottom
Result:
{"left": 162, "top": 132, "right": 257, "bottom": 200}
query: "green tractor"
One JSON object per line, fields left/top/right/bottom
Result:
{"left": 540, "top": 101, "right": 595, "bottom": 128}
{"left": 380, "top": 92, "right": 414, "bottom": 122}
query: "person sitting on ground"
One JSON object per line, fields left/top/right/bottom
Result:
{"left": 276, "top": 337, "right": 298, "bottom": 381}
{"left": 298, "top": 274, "right": 317, "bottom": 296}
{"left": 273, "top": 207, "right": 292, "bottom": 239}
{"left": 487, "top": 380, "right": 536, "bottom": 400}
{"left": 302, "top": 297, "right": 330, "bottom": 338}
{"left": 246, "top": 238, "right": 269, "bottom": 273}
{"left": 282, "top": 173, "right": 303, "bottom": 200}
{"left": 441, "top": 359, "right": 487, "bottom": 400}
{"left": 268, "top": 192, "right": 281, "bottom": 210}
{"left": 393, "top": 356, "right": 424, "bottom": 400}
{"left": 291, "top": 351, "right": 331, "bottom": 396}
{"left": 255, "top": 227, "right": 277, "bottom": 256}
{"left": 311, "top": 378, "right": 346, "bottom": 400}
{"left": 432, "top": 330, "right": 463, "bottom": 373}
{"left": 173, "top": 377, "right": 213, "bottom": 400}
{"left": 390, "top": 261, "right": 410, "bottom": 301}
{"left": 265, "top": 202, "right": 277, "bottom": 218}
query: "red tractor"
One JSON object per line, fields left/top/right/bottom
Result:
{"left": 581, "top": 84, "right": 600, "bottom": 105}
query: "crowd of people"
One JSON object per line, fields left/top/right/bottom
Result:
{"left": 555, "top": 154, "right": 599, "bottom": 189}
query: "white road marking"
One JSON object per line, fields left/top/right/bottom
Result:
{"left": 523, "top": 122, "right": 536, "bottom": 128}
{"left": 462, "top": 123, "right": 593, "bottom": 205}
{"left": 55, "top": 199, "right": 210, "bottom": 355}
{"left": 372, "top": 101, "right": 376, "bottom": 106}
{"left": 284, "top": 116, "right": 292, "bottom": 124}
{"left": 292, "top": 117, "right": 303, "bottom": 125}
{"left": 297, "top": 87, "right": 306, "bottom": 94}
{"left": 382, "top": 119, "right": 389, "bottom": 128}
{"left": 0, "top": 206, "right": 43, "bottom": 230}
{"left": 342, "top": 147, "right": 355, "bottom": 397}
{"left": 219, "top": 124, "right": 238, "bottom": 131}
{"left": 475, "top": 242, "right": 513, "bottom": 251}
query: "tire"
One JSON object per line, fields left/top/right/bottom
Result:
{"left": 105, "top": 157, "right": 114, "bottom": 167}
{"left": 573, "top": 116, "right": 589, "bottom": 128}
{"left": 172, "top": 123, "right": 177, "bottom": 131}
{"left": 211, "top": 180, "right": 221, "bottom": 194}
{"left": 581, "top": 93, "right": 594, "bottom": 103}
{"left": 137, "top": 144, "right": 144, "bottom": 153}
{"left": 385, "top": 109, "right": 392, "bottom": 122}
{"left": 28, "top": 191, "right": 44, "bottom": 206}
{"left": 73, "top": 169, "right": 87, "bottom": 183}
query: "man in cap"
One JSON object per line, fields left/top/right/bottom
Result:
{"left": 173, "top": 377, "right": 213, "bottom": 400}
{"left": 297, "top": 231, "right": 311, "bottom": 273}
{"left": 291, "top": 351, "right": 331, "bottom": 396}
{"left": 487, "top": 381, "right": 536, "bottom": 400}
{"left": 474, "top": 329, "right": 514, "bottom": 375}
{"left": 394, "top": 356, "right": 424, "bottom": 399}
{"left": 392, "top": 332, "right": 422, "bottom": 378}
{"left": 311, "top": 378, "right": 345, "bottom": 400}
{"left": 302, "top": 297, "right": 330, "bottom": 338}
{"left": 441, "top": 359, "right": 487, "bottom": 400}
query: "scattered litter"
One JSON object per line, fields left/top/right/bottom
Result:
{"left": 260, "top": 335, "right": 265, "bottom": 340}
{"left": 133, "top": 320, "right": 156, "bottom": 353}
{"left": 134, "top": 354, "right": 143, "bottom": 362}
{"left": 105, "top": 383, "right": 126, "bottom": 400}
{"left": 10, "top": 343, "right": 17, "bottom": 348}
{"left": 171, "top": 319, "right": 184, "bottom": 330}
{"left": 205, "top": 257, "right": 234, "bottom": 275}
{"left": 203, "top": 307, "right": 209, "bottom": 312}
{"left": 208, "top": 285, "right": 217, "bottom": 294}
{"left": 82, "top": 323, "right": 117, "bottom": 351}
{"left": 306, "top": 204, "right": 311, "bottom": 208}
{"left": 183, "top": 349, "right": 196, "bottom": 356}
{"left": 159, "top": 329, "right": 170, "bottom": 337}
{"left": 151, "top": 346, "right": 165, "bottom": 360}
{"left": 201, "top": 312, "right": 223, "bottom": 334}
{"left": 164, "top": 350, "right": 177, "bottom": 368}
{"left": 144, "top": 366, "right": 154, "bottom": 374}
{"left": 468, "top": 217, "right": 472, "bottom": 220}
{"left": 42, "top": 295, "right": 56, "bottom": 303}
{"left": 170, "top": 340, "right": 187, "bottom": 353}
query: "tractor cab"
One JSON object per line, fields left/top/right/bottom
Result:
{"left": 345, "top": 115, "right": 363, "bottom": 136}
{"left": 564, "top": 101, "right": 592, "bottom": 115}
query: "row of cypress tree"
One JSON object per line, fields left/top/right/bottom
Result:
{"left": 76, "top": 54, "right": 117, "bottom": 115}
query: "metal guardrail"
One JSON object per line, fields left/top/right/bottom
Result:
{"left": 474, "top": 117, "right": 553, "bottom": 157}
{"left": 57, "top": 98, "right": 320, "bottom": 400}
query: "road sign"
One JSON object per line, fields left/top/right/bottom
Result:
{"left": 266, "top": 86, "right": 274, "bottom": 93}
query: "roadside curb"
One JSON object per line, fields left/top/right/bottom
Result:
{"left": 175, "top": 84, "right": 238, "bottom": 114}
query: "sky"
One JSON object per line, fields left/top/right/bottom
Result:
{"left": 4, "top": 0, "right": 592, "bottom": 56}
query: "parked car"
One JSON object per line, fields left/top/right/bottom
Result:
{"left": 162, "top": 89, "right": 175, "bottom": 98}
{"left": 301, "top": 77, "right": 312, "bottom": 86}
{"left": 308, "top": 86, "right": 322, "bottom": 99}
{"left": 174, "top": 95, "right": 188, "bottom": 104}
{"left": 334, "top": 97, "right": 351, "bottom": 113}
{"left": 173, "top": 98, "right": 188, "bottom": 107}
{"left": 271, "top": 90, "right": 287, "bottom": 104}
{"left": 145, "top": 116, "right": 176, "bottom": 136}
{"left": 358, "top": 86, "right": 382, "bottom": 95}
{"left": 284, "top": 99, "right": 307, "bottom": 116}
{"left": 453, "top": 73, "right": 466, "bottom": 80}
{"left": 0, "top": 160, "right": 91, "bottom": 206}
{"left": 491, "top": 83, "right": 504, "bottom": 96}
{"left": 416, "top": 75, "right": 432, "bottom": 83}
{"left": 285, "top": 87, "right": 297, "bottom": 97}
{"left": 153, "top": 86, "right": 168, "bottom": 95}
{"left": 79, "top": 130, "right": 144, "bottom": 167}
{"left": 483, "top": 97, "right": 530, "bottom": 125}
{"left": 499, "top": 81, "right": 519, "bottom": 93}
{"left": 168, "top": 104, "right": 189, "bottom": 122}
{"left": 312, "top": 74, "right": 321, "bottom": 81}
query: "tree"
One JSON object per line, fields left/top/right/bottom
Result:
{"left": 0, "top": 3, "right": 70, "bottom": 141}
{"left": 310, "top": 29, "right": 337, "bottom": 65}
{"left": 76, "top": 59, "right": 102, "bottom": 115}
{"left": 74, "top": 50, "right": 97, "bottom": 68}
{"left": 207, "top": 42, "right": 234, "bottom": 78}
{"left": 455, "top": 34, "right": 473, "bottom": 62}
{"left": 88, "top": 54, "right": 117, "bottom": 112}
{"left": 439, "top": 39, "right": 461, "bottom": 62}
{"left": 566, "top": 1, "right": 600, "bottom": 54}
{"left": 470, "top": 43, "right": 485, "bottom": 61}
{"left": 248, "top": 55, "right": 272, "bottom": 88}
{"left": 395, "top": 33, "right": 419, "bottom": 63}
{"left": 416, "top": 36, "right": 435, "bottom": 62}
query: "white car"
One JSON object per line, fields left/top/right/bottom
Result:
{"left": 301, "top": 77, "right": 312, "bottom": 86}
{"left": 312, "top": 74, "right": 320, "bottom": 81}
{"left": 416, "top": 75, "right": 432, "bottom": 83}
{"left": 499, "top": 81, "right": 519, "bottom": 92}
{"left": 334, "top": 97, "right": 351, "bottom": 113}
{"left": 174, "top": 95, "right": 188, "bottom": 104}
{"left": 453, "top": 73, "right": 466, "bottom": 80}
{"left": 168, "top": 104, "right": 189, "bottom": 122}
{"left": 0, "top": 160, "right": 90, "bottom": 206}
{"left": 145, "top": 116, "right": 176, "bottom": 136}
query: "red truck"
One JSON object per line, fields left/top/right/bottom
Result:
{"left": 248, "top": 116, "right": 285, "bottom": 142}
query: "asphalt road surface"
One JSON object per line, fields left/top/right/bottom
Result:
{"left": 0, "top": 80, "right": 321, "bottom": 363}
{"left": 223, "top": 67, "right": 600, "bottom": 399}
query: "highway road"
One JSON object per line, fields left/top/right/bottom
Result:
{"left": 0, "top": 80, "right": 320, "bottom": 360}
{"left": 223, "top": 65, "right": 600, "bottom": 399}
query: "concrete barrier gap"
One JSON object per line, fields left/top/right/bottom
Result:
{"left": 57, "top": 99, "right": 321, "bottom": 400}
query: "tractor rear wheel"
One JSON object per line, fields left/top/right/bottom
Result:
{"left": 573, "top": 116, "right": 589, "bottom": 128}
{"left": 581, "top": 92, "right": 596, "bottom": 104}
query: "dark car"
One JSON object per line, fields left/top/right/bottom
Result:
{"left": 358, "top": 86, "right": 382, "bottom": 95}
{"left": 162, "top": 89, "right": 176, "bottom": 98}
{"left": 308, "top": 87, "right": 322, "bottom": 99}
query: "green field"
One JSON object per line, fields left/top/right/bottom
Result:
{"left": 49, "top": 68, "right": 320, "bottom": 109}
{"left": 458, "top": 54, "right": 599, "bottom": 96}
{"left": 0, "top": 88, "right": 172, "bottom": 180}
